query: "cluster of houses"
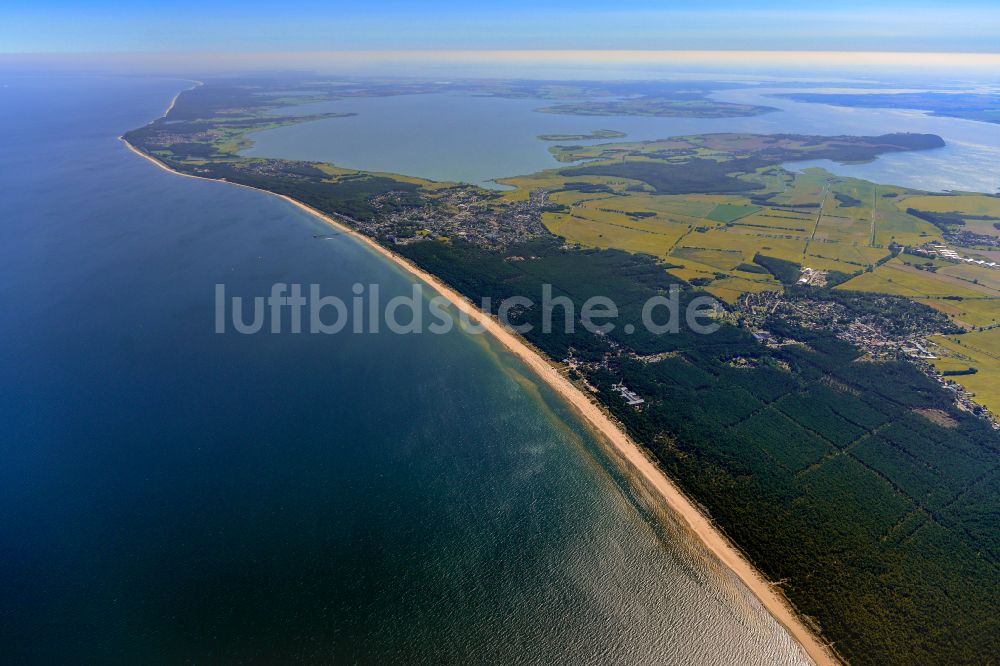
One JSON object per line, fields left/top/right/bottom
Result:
{"left": 371, "top": 188, "right": 550, "bottom": 250}
{"left": 797, "top": 267, "right": 828, "bottom": 286}
{"left": 612, "top": 383, "right": 645, "bottom": 407}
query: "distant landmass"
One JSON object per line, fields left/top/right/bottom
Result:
{"left": 775, "top": 92, "right": 1000, "bottom": 124}
{"left": 537, "top": 129, "right": 626, "bottom": 141}
{"left": 537, "top": 97, "right": 776, "bottom": 118}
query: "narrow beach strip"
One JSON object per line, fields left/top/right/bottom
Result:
{"left": 121, "top": 136, "right": 840, "bottom": 666}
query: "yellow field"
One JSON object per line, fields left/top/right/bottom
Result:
{"left": 547, "top": 190, "right": 616, "bottom": 207}
{"left": 705, "top": 275, "right": 780, "bottom": 303}
{"left": 837, "top": 259, "right": 988, "bottom": 298}
{"left": 902, "top": 194, "right": 1000, "bottom": 217}
{"left": 920, "top": 298, "right": 1000, "bottom": 329}
{"left": 543, "top": 212, "right": 687, "bottom": 257}
{"left": 830, "top": 179, "right": 876, "bottom": 211}
{"left": 665, "top": 265, "right": 716, "bottom": 282}
{"left": 874, "top": 205, "right": 940, "bottom": 246}
{"left": 801, "top": 254, "right": 866, "bottom": 274}
{"left": 888, "top": 193, "right": 1000, "bottom": 244}
{"left": 813, "top": 212, "right": 870, "bottom": 244}
{"left": 496, "top": 172, "right": 623, "bottom": 201}
{"left": 576, "top": 193, "right": 721, "bottom": 222}
{"left": 929, "top": 328, "right": 1000, "bottom": 413}
{"left": 504, "top": 157, "right": 997, "bottom": 307}
{"left": 570, "top": 203, "right": 696, "bottom": 232}
{"left": 671, "top": 247, "right": 745, "bottom": 271}
{"left": 734, "top": 211, "right": 813, "bottom": 234}
{"left": 935, "top": 263, "right": 1000, "bottom": 293}
{"left": 681, "top": 229, "right": 807, "bottom": 262}
{"left": 963, "top": 218, "right": 1000, "bottom": 239}
{"left": 771, "top": 169, "right": 826, "bottom": 205}
{"left": 807, "top": 242, "right": 889, "bottom": 267}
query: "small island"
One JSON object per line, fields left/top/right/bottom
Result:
{"left": 537, "top": 129, "right": 627, "bottom": 141}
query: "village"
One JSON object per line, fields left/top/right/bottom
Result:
{"left": 366, "top": 187, "right": 551, "bottom": 249}
{"left": 734, "top": 289, "right": 997, "bottom": 426}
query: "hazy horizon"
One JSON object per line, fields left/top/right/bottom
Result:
{"left": 2, "top": 50, "right": 999, "bottom": 84}
{"left": 4, "top": 0, "right": 999, "bottom": 53}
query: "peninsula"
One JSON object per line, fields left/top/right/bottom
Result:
{"left": 123, "top": 78, "right": 1000, "bottom": 666}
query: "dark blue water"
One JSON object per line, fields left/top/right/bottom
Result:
{"left": 0, "top": 76, "right": 810, "bottom": 664}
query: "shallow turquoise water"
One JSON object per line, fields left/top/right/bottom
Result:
{"left": 0, "top": 76, "right": 812, "bottom": 664}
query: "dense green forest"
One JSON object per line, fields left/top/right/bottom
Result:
{"left": 396, "top": 238, "right": 999, "bottom": 665}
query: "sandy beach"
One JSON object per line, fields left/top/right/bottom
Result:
{"left": 121, "top": 137, "right": 840, "bottom": 666}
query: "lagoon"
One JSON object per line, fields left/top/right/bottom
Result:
{"left": 241, "top": 85, "right": 1000, "bottom": 193}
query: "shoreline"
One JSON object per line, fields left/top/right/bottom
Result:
{"left": 162, "top": 80, "right": 201, "bottom": 118}
{"left": 121, "top": 136, "right": 840, "bottom": 666}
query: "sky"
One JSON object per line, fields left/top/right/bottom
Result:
{"left": 2, "top": 0, "right": 999, "bottom": 54}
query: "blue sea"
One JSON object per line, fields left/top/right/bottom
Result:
{"left": 0, "top": 76, "right": 810, "bottom": 664}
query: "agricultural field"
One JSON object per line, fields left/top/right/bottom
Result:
{"left": 874, "top": 201, "right": 941, "bottom": 245}
{"left": 807, "top": 242, "right": 889, "bottom": 268}
{"left": 493, "top": 133, "right": 999, "bottom": 417}
{"left": 919, "top": 297, "right": 1000, "bottom": 328}
{"left": 732, "top": 212, "right": 813, "bottom": 235}
{"left": 936, "top": 262, "right": 1000, "bottom": 292}
{"left": 930, "top": 328, "right": 1000, "bottom": 412}
{"left": 902, "top": 193, "right": 1000, "bottom": 217}
{"left": 705, "top": 202, "right": 761, "bottom": 223}
{"left": 501, "top": 135, "right": 968, "bottom": 300}
{"left": 542, "top": 210, "right": 687, "bottom": 257}
{"left": 837, "top": 258, "right": 989, "bottom": 298}
{"left": 702, "top": 274, "right": 779, "bottom": 303}
{"left": 895, "top": 192, "right": 1000, "bottom": 247}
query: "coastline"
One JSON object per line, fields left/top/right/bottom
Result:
{"left": 121, "top": 137, "right": 840, "bottom": 666}
{"left": 162, "top": 80, "right": 201, "bottom": 117}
